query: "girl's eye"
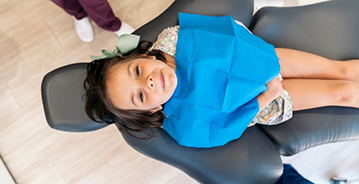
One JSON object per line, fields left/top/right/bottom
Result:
{"left": 136, "top": 66, "right": 140, "bottom": 77}
{"left": 139, "top": 91, "right": 144, "bottom": 102}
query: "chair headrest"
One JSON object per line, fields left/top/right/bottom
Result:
{"left": 41, "top": 63, "right": 109, "bottom": 132}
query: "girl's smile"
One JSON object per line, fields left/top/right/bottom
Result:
{"left": 160, "top": 72, "right": 165, "bottom": 90}
{"left": 106, "top": 56, "right": 177, "bottom": 113}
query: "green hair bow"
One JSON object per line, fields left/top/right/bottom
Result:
{"left": 90, "top": 34, "right": 140, "bottom": 60}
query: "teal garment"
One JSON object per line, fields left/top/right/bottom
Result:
{"left": 162, "top": 13, "right": 280, "bottom": 148}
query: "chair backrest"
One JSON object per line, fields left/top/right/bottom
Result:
{"left": 41, "top": 0, "right": 286, "bottom": 183}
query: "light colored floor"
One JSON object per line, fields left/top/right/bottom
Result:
{"left": 1, "top": 0, "right": 359, "bottom": 183}
{"left": 0, "top": 157, "right": 15, "bottom": 184}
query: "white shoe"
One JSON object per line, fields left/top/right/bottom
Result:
{"left": 114, "top": 21, "right": 135, "bottom": 37}
{"left": 72, "top": 16, "right": 94, "bottom": 42}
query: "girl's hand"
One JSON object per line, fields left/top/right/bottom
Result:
{"left": 256, "top": 76, "right": 283, "bottom": 114}
{"left": 264, "top": 76, "right": 283, "bottom": 100}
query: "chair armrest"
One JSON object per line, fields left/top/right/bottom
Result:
{"left": 258, "top": 107, "right": 359, "bottom": 156}
{"left": 249, "top": 0, "right": 359, "bottom": 60}
{"left": 122, "top": 126, "right": 283, "bottom": 184}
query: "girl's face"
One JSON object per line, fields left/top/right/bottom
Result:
{"left": 106, "top": 56, "right": 177, "bottom": 113}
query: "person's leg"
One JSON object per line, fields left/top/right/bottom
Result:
{"left": 275, "top": 164, "right": 314, "bottom": 184}
{"left": 51, "top": 0, "right": 88, "bottom": 19}
{"left": 282, "top": 79, "right": 359, "bottom": 111}
{"left": 276, "top": 48, "right": 359, "bottom": 82}
{"left": 77, "top": 0, "right": 121, "bottom": 31}
{"left": 51, "top": 0, "right": 94, "bottom": 42}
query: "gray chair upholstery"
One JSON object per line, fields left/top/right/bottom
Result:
{"left": 249, "top": 0, "right": 359, "bottom": 156}
{"left": 42, "top": 0, "right": 283, "bottom": 184}
{"left": 134, "top": 0, "right": 254, "bottom": 42}
{"left": 41, "top": 0, "right": 359, "bottom": 183}
{"left": 42, "top": 62, "right": 107, "bottom": 132}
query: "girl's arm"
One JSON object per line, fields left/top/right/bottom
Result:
{"left": 256, "top": 76, "right": 283, "bottom": 114}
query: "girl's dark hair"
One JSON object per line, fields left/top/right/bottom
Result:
{"left": 83, "top": 40, "right": 166, "bottom": 139}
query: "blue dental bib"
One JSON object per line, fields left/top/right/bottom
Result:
{"left": 162, "top": 13, "right": 280, "bottom": 148}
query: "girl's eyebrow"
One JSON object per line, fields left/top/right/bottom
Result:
{"left": 131, "top": 93, "right": 138, "bottom": 107}
{"left": 127, "top": 62, "right": 133, "bottom": 77}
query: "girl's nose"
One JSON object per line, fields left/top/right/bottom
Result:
{"left": 147, "top": 76, "right": 154, "bottom": 89}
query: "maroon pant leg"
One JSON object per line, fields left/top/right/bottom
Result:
{"left": 77, "top": 0, "right": 121, "bottom": 31}
{"left": 51, "top": 0, "right": 121, "bottom": 31}
{"left": 51, "top": 0, "right": 88, "bottom": 19}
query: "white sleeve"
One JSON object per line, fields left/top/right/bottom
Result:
{"left": 234, "top": 19, "right": 253, "bottom": 34}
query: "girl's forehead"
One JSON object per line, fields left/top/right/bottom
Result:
{"left": 132, "top": 57, "right": 152, "bottom": 63}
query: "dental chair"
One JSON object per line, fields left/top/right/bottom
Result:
{"left": 41, "top": 0, "right": 359, "bottom": 183}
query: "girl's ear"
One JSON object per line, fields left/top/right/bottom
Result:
{"left": 140, "top": 54, "right": 156, "bottom": 59}
{"left": 148, "top": 55, "right": 156, "bottom": 60}
{"left": 140, "top": 54, "right": 156, "bottom": 60}
{"left": 149, "top": 106, "right": 163, "bottom": 114}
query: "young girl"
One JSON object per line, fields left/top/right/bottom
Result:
{"left": 84, "top": 13, "right": 359, "bottom": 148}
